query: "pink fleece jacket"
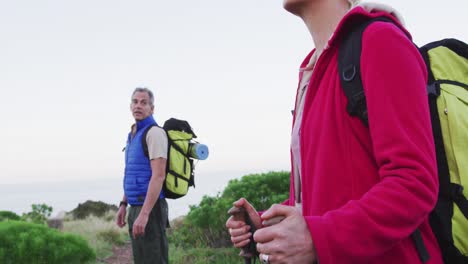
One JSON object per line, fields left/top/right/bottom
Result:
{"left": 288, "top": 7, "right": 443, "bottom": 264}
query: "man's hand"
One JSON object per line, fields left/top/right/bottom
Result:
{"left": 132, "top": 213, "right": 150, "bottom": 239}
{"left": 254, "top": 204, "right": 317, "bottom": 264}
{"left": 226, "top": 198, "right": 262, "bottom": 248}
{"left": 116, "top": 206, "right": 127, "bottom": 228}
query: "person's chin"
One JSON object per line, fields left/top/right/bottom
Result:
{"left": 283, "top": 0, "right": 303, "bottom": 15}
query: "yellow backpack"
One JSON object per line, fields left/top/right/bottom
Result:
{"left": 143, "top": 118, "right": 208, "bottom": 199}
{"left": 422, "top": 40, "right": 468, "bottom": 263}
{"left": 338, "top": 17, "right": 468, "bottom": 264}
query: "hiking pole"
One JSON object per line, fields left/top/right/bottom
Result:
{"left": 228, "top": 206, "right": 258, "bottom": 264}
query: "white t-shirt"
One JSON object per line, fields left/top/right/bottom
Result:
{"left": 145, "top": 126, "right": 168, "bottom": 160}
{"left": 291, "top": 50, "right": 321, "bottom": 206}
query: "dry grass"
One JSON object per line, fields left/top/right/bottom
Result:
{"left": 62, "top": 211, "right": 128, "bottom": 260}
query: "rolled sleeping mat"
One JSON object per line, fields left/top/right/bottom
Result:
{"left": 189, "top": 143, "right": 209, "bottom": 160}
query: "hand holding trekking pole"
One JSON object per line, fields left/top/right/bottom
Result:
{"left": 254, "top": 204, "right": 318, "bottom": 264}
{"left": 226, "top": 198, "right": 262, "bottom": 263}
{"left": 228, "top": 206, "right": 257, "bottom": 263}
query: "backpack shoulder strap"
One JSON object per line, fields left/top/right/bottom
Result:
{"left": 338, "top": 16, "right": 394, "bottom": 126}
{"left": 142, "top": 124, "right": 159, "bottom": 158}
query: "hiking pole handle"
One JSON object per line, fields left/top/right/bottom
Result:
{"left": 228, "top": 206, "right": 256, "bottom": 264}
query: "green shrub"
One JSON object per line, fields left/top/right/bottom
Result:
{"left": 222, "top": 171, "right": 290, "bottom": 211}
{"left": 69, "top": 200, "right": 118, "bottom": 219}
{"left": 169, "top": 171, "right": 290, "bottom": 248}
{"left": 0, "top": 221, "right": 95, "bottom": 264}
{"left": 21, "top": 204, "right": 52, "bottom": 225}
{"left": 0, "top": 211, "right": 20, "bottom": 222}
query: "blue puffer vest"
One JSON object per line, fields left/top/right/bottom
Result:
{"left": 124, "top": 115, "right": 164, "bottom": 205}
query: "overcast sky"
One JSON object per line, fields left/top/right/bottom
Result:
{"left": 0, "top": 0, "right": 467, "bottom": 186}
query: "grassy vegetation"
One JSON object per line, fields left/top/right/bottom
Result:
{"left": 169, "top": 245, "right": 242, "bottom": 264}
{"left": 1, "top": 171, "right": 289, "bottom": 263}
{"left": 62, "top": 210, "right": 128, "bottom": 260}
{"left": 63, "top": 211, "right": 245, "bottom": 263}
{"left": 62, "top": 210, "right": 245, "bottom": 263}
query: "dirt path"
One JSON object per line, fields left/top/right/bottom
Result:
{"left": 101, "top": 241, "right": 133, "bottom": 264}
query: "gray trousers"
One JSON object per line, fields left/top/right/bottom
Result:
{"left": 128, "top": 199, "right": 169, "bottom": 264}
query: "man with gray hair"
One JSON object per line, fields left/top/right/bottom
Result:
{"left": 116, "top": 87, "right": 169, "bottom": 264}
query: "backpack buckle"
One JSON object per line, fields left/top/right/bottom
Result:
{"left": 342, "top": 65, "right": 357, "bottom": 82}
{"left": 450, "top": 183, "right": 464, "bottom": 200}
{"left": 347, "top": 90, "right": 366, "bottom": 114}
{"left": 427, "top": 83, "right": 439, "bottom": 97}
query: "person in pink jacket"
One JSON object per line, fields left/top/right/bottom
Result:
{"left": 226, "top": 0, "right": 444, "bottom": 263}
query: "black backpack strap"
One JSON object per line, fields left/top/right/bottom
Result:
{"left": 427, "top": 83, "right": 453, "bottom": 207}
{"left": 338, "top": 19, "right": 367, "bottom": 125}
{"left": 142, "top": 124, "right": 158, "bottom": 158}
{"left": 338, "top": 17, "right": 393, "bottom": 126}
{"left": 338, "top": 17, "right": 430, "bottom": 263}
{"left": 426, "top": 91, "right": 457, "bottom": 263}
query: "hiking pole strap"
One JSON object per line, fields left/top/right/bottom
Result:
{"left": 411, "top": 229, "right": 430, "bottom": 263}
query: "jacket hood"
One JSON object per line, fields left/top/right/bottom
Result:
{"left": 358, "top": 2, "right": 405, "bottom": 25}
{"left": 328, "top": 3, "right": 410, "bottom": 49}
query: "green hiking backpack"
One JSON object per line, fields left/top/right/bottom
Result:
{"left": 143, "top": 118, "right": 198, "bottom": 199}
{"left": 338, "top": 17, "right": 468, "bottom": 264}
